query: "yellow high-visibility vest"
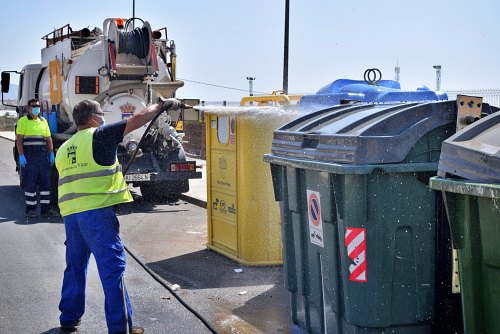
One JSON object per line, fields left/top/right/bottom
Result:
{"left": 55, "top": 128, "right": 132, "bottom": 216}
{"left": 16, "top": 115, "right": 51, "bottom": 149}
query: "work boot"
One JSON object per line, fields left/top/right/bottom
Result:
{"left": 130, "top": 326, "right": 144, "bottom": 334}
{"left": 26, "top": 210, "right": 37, "bottom": 218}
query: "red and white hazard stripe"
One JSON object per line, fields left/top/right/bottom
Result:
{"left": 345, "top": 227, "right": 367, "bottom": 282}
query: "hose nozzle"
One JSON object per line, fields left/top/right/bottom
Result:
{"left": 158, "top": 97, "right": 192, "bottom": 111}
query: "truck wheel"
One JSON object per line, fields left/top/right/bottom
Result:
{"left": 140, "top": 180, "right": 189, "bottom": 202}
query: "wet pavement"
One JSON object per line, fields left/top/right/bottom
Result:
{"left": 118, "top": 164, "right": 295, "bottom": 334}
{"left": 0, "top": 131, "right": 297, "bottom": 334}
{"left": 119, "top": 198, "right": 292, "bottom": 334}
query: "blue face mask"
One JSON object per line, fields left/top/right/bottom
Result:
{"left": 31, "top": 107, "right": 41, "bottom": 116}
{"left": 100, "top": 117, "right": 106, "bottom": 127}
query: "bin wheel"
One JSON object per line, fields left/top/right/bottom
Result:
{"left": 140, "top": 180, "right": 188, "bottom": 202}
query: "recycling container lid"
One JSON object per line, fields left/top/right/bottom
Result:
{"left": 437, "top": 111, "right": 500, "bottom": 183}
{"left": 299, "top": 79, "right": 448, "bottom": 112}
{"left": 270, "top": 100, "right": 460, "bottom": 164}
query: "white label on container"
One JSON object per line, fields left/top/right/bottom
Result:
{"left": 217, "top": 116, "right": 229, "bottom": 144}
{"left": 307, "top": 189, "right": 324, "bottom": 247}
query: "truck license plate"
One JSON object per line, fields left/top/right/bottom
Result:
{"left": 124, "top": 173, "right": 151, "bottom": 182}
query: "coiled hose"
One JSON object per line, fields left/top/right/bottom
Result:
{"left": 118, "top": 27, "right": 150, "bottom": 59}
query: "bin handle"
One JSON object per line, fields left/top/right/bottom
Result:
{"left": 301, "top": 135, "right": 319, "bottom": 149}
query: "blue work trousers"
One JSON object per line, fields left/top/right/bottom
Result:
{"left": 21, "top": 152, "right": 51, "bottom": 213}
{"left": 59, "top": 207, "right": 133, "bottom": 333}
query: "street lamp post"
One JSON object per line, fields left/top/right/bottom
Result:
{"left": 283, "top": 0, "right": 290, "bottom": 94}
{"left": 132, "top": 0, "right": 135, "bottom": 29}
{"left": 433, "top": 65, "right": 442, "bottom": 91}
{"left": 247, "top": 77, "right": 255, "bottom": 96}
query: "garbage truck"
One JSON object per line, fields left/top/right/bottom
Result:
{"left": 1, "top": 17, "right": 201, "bottom": 201}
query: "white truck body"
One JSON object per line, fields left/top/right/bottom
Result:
{"left": 2, "top": 17, "right": 201, "bottom": 201}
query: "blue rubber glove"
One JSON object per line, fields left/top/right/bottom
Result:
{"left": 49, "top": 151, "right": 55, "bottom": 166}
{"left": 19, "top": 154, "right": 27, "bottom": 168}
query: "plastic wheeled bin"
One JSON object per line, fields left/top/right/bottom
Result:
{"left": 205, "top": 107, "right": 298, "bottom": 265}
{"left": 430, "top": 111, "right": 500, "bottom": 334}
{"left": 264, "top": 100, "right": 500, "bottom": 334}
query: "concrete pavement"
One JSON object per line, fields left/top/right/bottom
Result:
{"left": 183, "top": 155, "right": 207, "bottom": 207}
{"left": 0, "top": 131, "right": 14, "bottom": 141}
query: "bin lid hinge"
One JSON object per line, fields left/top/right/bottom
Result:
{"left": 452, "top": 249, "right": 461, "bottom": 294}
{"left": 456, "top": 95, "right": 483, "bottom": 132}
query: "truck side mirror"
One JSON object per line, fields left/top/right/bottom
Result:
{"left": 1, "top": 72, "right": 10, "bottom": 93}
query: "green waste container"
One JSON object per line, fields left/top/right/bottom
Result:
{"left": 430, "top": 111, "right": 500, "bottom": 334}
{"left": 265, "top": 101, "right": 498, "bottom": 334}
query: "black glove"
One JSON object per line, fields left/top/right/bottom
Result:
{"left": 158, "top": 97, "right": 183, "bottom": 112}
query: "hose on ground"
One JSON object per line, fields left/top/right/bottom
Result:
{"left": 124, "top": 244, "right": 220, "bottom": 334}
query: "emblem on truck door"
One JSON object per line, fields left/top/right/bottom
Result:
{"left": 120, "top": 102, "right": 136, "bottom": 118}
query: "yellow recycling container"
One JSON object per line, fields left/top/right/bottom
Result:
{"left": 205, "top": 105, "right": 298, "bottom": 265}
{"left": 240, "top": 91, "right": 302, "bottom": 107}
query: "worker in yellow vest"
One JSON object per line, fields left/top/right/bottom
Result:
{"left": 55, "top": 98, "right": 181, "bottom": 334}
{"left": 15, "top": 98, "right": 58, "bottom": 218}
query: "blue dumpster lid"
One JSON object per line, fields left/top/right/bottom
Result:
{"left": 269, "top": 101, "right": 499, "bottom": 165}
{"left": 299, "top": 79, "right": 448, "bottom": 112}
{"left": 437, "top": 111, "right": 500, "bottom": 183}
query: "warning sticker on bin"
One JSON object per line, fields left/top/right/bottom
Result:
{"left": 345, "top": 227, "right": 367, "bottom": 282}
{"left": 307, "top": 190, "right": 324, "bottom": 247}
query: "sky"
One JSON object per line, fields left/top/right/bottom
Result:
{"left": 1, "top": 0, "right": 499, "bottom": 102}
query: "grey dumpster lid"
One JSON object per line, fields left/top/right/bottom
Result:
{"left": 270, "top": 100, "right": 460, "bottom": 164}
{"left": 270, "top": 101, "right": 499, "bottom": 165}
{"left": 437, "top": 111, "right": 500, "bottom": 183}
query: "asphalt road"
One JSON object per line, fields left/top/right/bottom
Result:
{"left": 0, "top": 137, "right": 293, "bottom": 334}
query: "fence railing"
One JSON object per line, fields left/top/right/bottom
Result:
{"left": 445, "top": 89, "right": 500, "bottom": 108}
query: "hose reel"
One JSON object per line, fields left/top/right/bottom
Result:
{"left": 108, "top": 19, "right": 153, "bottom": 64}
{"left": 118, "top": 26, "right": 151, "bottom": 59}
